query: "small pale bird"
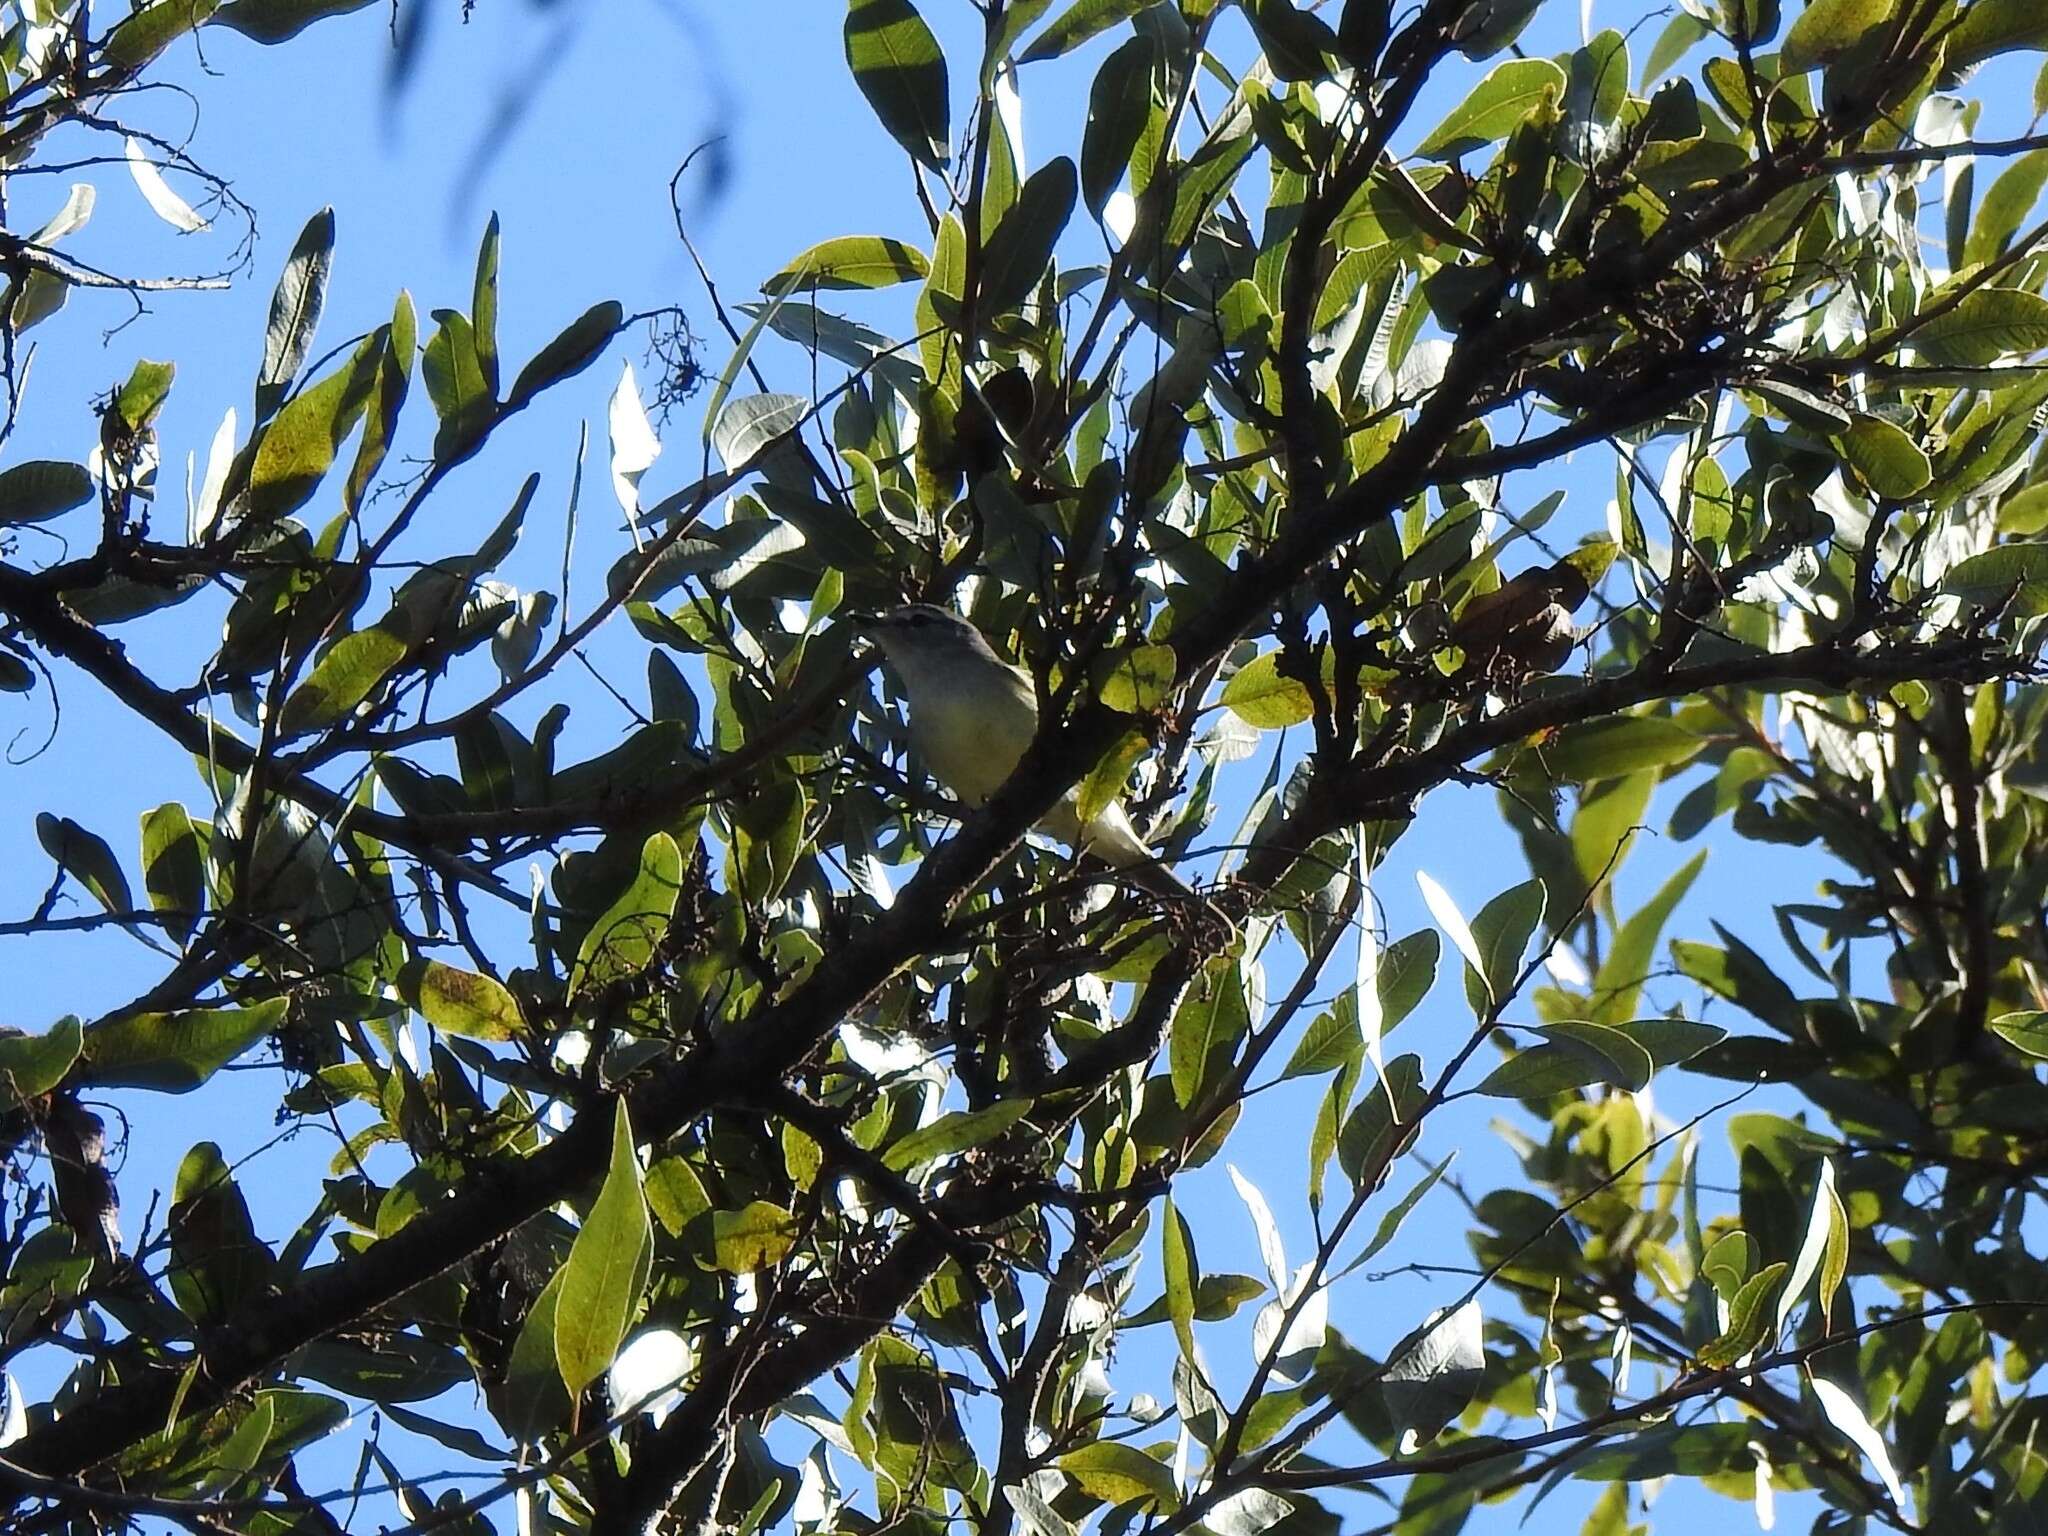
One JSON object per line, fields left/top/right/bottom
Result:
{"left": 857, "top": 604, "right": 1188, "bottom": 895}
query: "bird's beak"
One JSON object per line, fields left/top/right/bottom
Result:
{"left": 845, "top": 610, "right": 883, "bottom": 635}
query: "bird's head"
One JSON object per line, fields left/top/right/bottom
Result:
{"left": 852, "top": 604, "right": 1001, "bottom": 683}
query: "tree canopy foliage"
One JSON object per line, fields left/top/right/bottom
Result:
{"left": 4, "top": 0, "right": 2048, "bottom": 1533}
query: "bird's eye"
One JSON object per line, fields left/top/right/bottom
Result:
{"left": 908, "top": 612, "right": 930, "bottom": 627}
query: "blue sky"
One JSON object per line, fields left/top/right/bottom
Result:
{"left": 0, "top": 1, "right": 2018, "bottom": 1529}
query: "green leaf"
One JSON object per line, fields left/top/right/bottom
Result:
{"left": 709, "top": 1201, "right": 801, "bottom": 1272}
{"left": 1280, "top": 1006, "right": 1362, "bottom": 1081}
{"left": 555, "top": 1101, "right": 651, "bottom": 1398}
{"left": 1591, "top": 850, "right": 1706, "bottom": 1025}
{"left": 1056, "top": 1442, "right": 1180, "bottom": 1512}
{"left": 0, "top": 461, "right": 94, "bottom": 525}
{"left": 140, "top": 803, "right": 204, "bottom": 941}
{"left": 1098, "top": 643, "right": 1177, "bottom": 712}
{"left": 37, "top": 813, "right": 132, "bottom": 915}
{"left": 645, "top": 1156, "right": 711, "bottom": 1238}
{"left": 1990, "top": 1010, "right": 2048, "bottom": 1057}
{"left": 1569, "top": 1422, "right": 1754, "bottom": 1480}
{"left": 502, "top": 1266, "right": 570, "bottom": 1440}
{"left": 764, "top": 236, "right": 930, "bottom": 294}
{"left": 1966, "top": 150, "right": 2048, "bottom": 269}
{"left": 1338, "top": 1052, "right": 1425, "bottom": 1186}
{"left": 1696, "top": 1261, "right": 1786, "bottom": 1368}
{"left": 882, "top": 1100, "right": 1034, "bottom": 1173}
{"left": 247, "top": 330, "right": 382, "bottom": 522}
{"left": 1943, "top": 544, "right": 2048, "bottom": 615}
{"left": 170, "top": 1141, "right": 273, "bottom": 1322}
{"left": 212, "top": 0, "right": 377, "bottom": 42}
{"left": 1836, "top": 416, "right": 1931, "bottom": 498}
{"left": 712, "top": 392, "right": 809, "bottom": 473}
{"left": 82, "top": 999, "right": 285, "bottom": 1092}
{"left": 1462, "top": 877, "right": 1546, "bottom": 1010}
{"left": 507, "top": 300, "right": 625, "bottom": 409}
{"left": 1949, "top": 0, "right": 2048, "bottom": 71}
{"left": 1479, "top": 1021, "right": 1655, "bottom": 1096}
{"left": 1541, "top": 715, "right": 1705, "bottom": 782}
{"left": 1245, "top": 0, "right": 1338, "bottom": 80}
{"left": 1910, "top": 288, "right": 2048, "bottom": 366}
{"left": 1076, "top": 730, "right": 1148, "bottom": 829}
{"left": 1082, "top": 35, "right": 1155, "bottom": 215}
{"left": 421, "top": 309, "right": 497, "bottom": 462}
{"left": 1780, "top": 0, "right": 1893, "bottom": 72}
{"left": 347, "top": 290, "right": 415, "bottom": 514}
{"left": 0, "top": 1017, "right": 82, "bottom": 1107}
{"left": 572, "top": 832, "right": 684, "bottom": 995}
{"left": 1170, "top": 958, "right": 1249, "bottom": 1108}
{"left": 979, "top": 156, "right": 1077, "bottom": 314}
{"left": 101, "top": 0, "right": 223, "bottom": 77}
{"left": 1415, "top": 58, "right": 1563, "bottom": 160}
{"left": 115, "top": 360, "right": 175, "bottom": 433}
{"left": 254, "top": 208, "right": 335, "bottom": 424}
{"left": 1222, "top": 651, "right": 1316, "bottom": 729}
{"left": 471, "top": 215, "right": 501, "bottom": 398}
{"left": 1162, "top": 1196, "right": 1198, "bottom": 1362}
{"left": 276, "top": 623, "right": 410, "bottom": 734}
{"left": 844, "top": 0, "right": 951, "bottom": 170}
{"left": 1019, "top": 0, "right": 1148, "bottom": 62}
{"left": 398, "top": 960, "right": 524, "bottom": 1041}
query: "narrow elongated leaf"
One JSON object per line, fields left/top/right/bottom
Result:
{"left": 845, "top": 0, "right": 951, "bottom": 169}
{"left": 555, "top": 1101, "right": 651, "bottom": 1398}
{"left": 1462, "top": 877, "right": 1546, "bottom": 1010}
{"left": 1415, "top": 59, "right": 1564, "bottom": 159}
{"left": 1019, "top": 0, "right": 1148, "bottom": 63}
{"left": 421, "top": 309, "right": 496, "bottom": 462}
{"left": 0, "top": 1017, "right": 82, "bottom": 1107}
{"left": 247, "top": 331, "right": 383, "bottom": 522}
{"left": 881, "top": 1100, "right": 1034, "bottom": 1173}
{"left": 1082, "top": 35, "right": 1154, "bottom": 214}
{"left": 764, "top": 236, "right": 930, "bottom": 294}
{"left": 979, "top": 156, "right": 1077, "bottom": 314}
{"left": 1416, "top": 872, "right": 1486, "bottom": 985}
{"left": 123, "top": 138, "right": 207, "bottom": 232}
{"left": 507, "top": 300, "right": 625, "bottom": 409}
{"left": 82, "top": 999, "right": 285, "bottom": 1091}
{"left": 471, "top": 214, "right": 501, "bottom": 397}
{"left": 1776, "top": 1157, "right": 1846, "bottom": 1335}
{"left": 347, "top": 290, "right": 415, "bottom": 513}
{"left": 1591, "top": 851, "right": 1706, "bottom": 1024}
{"left": 255, "top": 209, "right": 335, "bottom": 423}
{"left": 1697, "top": 1262, "right": 1785, "bottom": 1368}
{"left": 1809, "top": 1376, "right": 1906, "bottom": 1506}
